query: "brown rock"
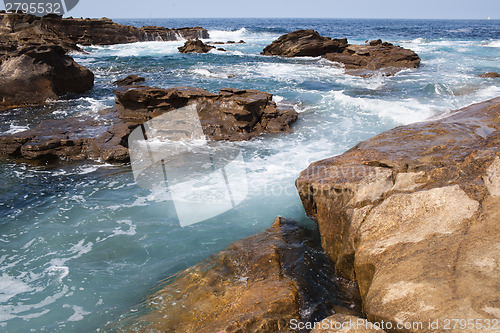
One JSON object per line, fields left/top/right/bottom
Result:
{"left": 311, "top": 314, "right": 387, "bottom": 332}
{"left": 296, "top": 97, "right": 500, "bottom": 332}
{"left": 0, "top": 44, "right": 94, "bottom": 111}
{"left": 479, "top": 72, "right": 500, "bottom": 78}
{"left": 0, "top": 86, "right": 298, "bottom": 162}
{"left": 178, "top": 38, "right": 215, "bottom": 53}
{"left": 262, "top": 30, "right": 420, "bottom": 76}
{"left": 111, "top": 217, "right": 362, "bottom": 333}
{"left": 323, "top": 39, "right": 421, "bottom": 75}
{"left": 113, "top": 74, "right": 145, "bottom": 86}
{"left": 261, "top": 29, "right": 348, "bottom": 57}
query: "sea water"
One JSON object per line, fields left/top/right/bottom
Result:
{"left": 0, "top": 18, "right": 499, "bottom": 332}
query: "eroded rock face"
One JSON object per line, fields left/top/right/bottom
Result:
{"left": 113, "top": 74, "right": 145, "bottom": 86}
{"left": 0, "top": 44, "right": 94, "bottom": 110}
{"left": 262, "top": 30, "right": 420, "bottom": 75}
{"left": 114, "top": 86, "right": 298, "bottom": 141}
{"left": 0, "top": 86, "right": 298, "bottom": 162}
{"left": 296, "top": 97, "right": 500, "bottom": 332}
{"left": 111, "top": 217, "right": 361, "bottom": 333}
{"left": 178, "top": 38, "right": 215, "bottom": 53}
{"left": 262, "top": 29, "right": 348, "bottom": 57}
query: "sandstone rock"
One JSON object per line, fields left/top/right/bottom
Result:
{"left": 323, "top": 40, "right": 421, "bottom": 74}
{"left": 296, "top": 97, "right": 500, "bottom": 332}
{"left": 0, "top": 13, "right": 209, "bottom": 48}
{"left": 114, "top": 86, "right": 298, "bottom": 141}
{"left": 0, "top": 44, "right": 94, "bottom": 110}
{"left": 112, "top": 217, "right": 361, "bottom": 333}
{"left": 0, "top": 86, "right": 298, "bottom": 162}
{"left": 479, "top": 72, "right": 500, "bottom": 78}
{"left": 178, "top": 38, "right": 215, "bottom": 53}
{"left": 113, "top": 74, "right": 145, "bottom": 86}
{"left": 261, "top": 29, "right": 348, "bottom": 57}
{"left": 311, "top": 314, "right": 387, "bottom": 333}
{"left": 262, "top": 31, "right": 420, "bottom": 75}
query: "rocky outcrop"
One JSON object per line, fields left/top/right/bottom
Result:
{"left": 0, "top": 44, "right": 94, "bottom": 110}
{"left": 262, "top": 30, "right": 420, "bottom": 75}
{"left": 0, "top": 13, "right": 209, "bottom": 49}
{"left": 479, "top": 72, "right": 500, "bottom": 78}
{"left": 0, "top": 86, "right": 298, "bottom": 162}
{"left": 178, "top": 39, "right": 215, "bottom": 53}
{"left": 311, "top": 314, "right": 387, "bottom": 333}
{"left": 114, "top": 86, "right": 298, "bottom": 141}
{"left": 296, "top": 97, "right": 500, "bottom": 332}
{"left": 113, "top": 217, "right": 361, "bottom": 333}
{"left": 261, "top": 29, "right": 348, "bottom": 57}
{"left": 113, "top": 74, "right": 145, "bottom": 86}
{"left": 323, "top": 39, "right": 421, "bottom": 75}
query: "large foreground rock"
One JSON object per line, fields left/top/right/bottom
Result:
{"left": 296, "top": 97, "right": 500, "bottom": 332}
{"left": 0, "top": 86, "right": 298, "bottom": 162}
{"left": 262, "top": 31, "right": 420, "bottom": 75}
{"left": 112, "top": 217, "right": 361, "bottom": 332}
{"left": 0, "top": 44, "right": 94, "bottom": 110}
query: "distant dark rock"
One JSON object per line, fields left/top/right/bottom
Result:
{"left": 261, "top": 29, "right": 348, "bottom": 57}
{"left": 0, "top": 86, "right": 298, "bottom": 162}
{"left": 178, "top": 39, "right": 215, "bottom": 53}
{"left": 227, "top": 40, "right": 236, "bottom": 44}
{"left": 113, "top": 74, "right": 146, "bottom": 86}
{"left": 217, "top": 47, "right": 226, "bottom": 51}
{"left": 238, "top": 40, "right": 246, "bottom": 43}
{"left": 479, "top": 72, "right": 500, "bottom": 78}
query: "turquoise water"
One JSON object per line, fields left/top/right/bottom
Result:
{"left": 0, "top": 18, "right": 499, "bottom": 332}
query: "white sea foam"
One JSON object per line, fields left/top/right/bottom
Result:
{"left": 3, "top": 124, "right": 29, "bottom": 134}
{"left": 484, "top": 40, "right": 500, "bottom": 47}
{"left": 0, "top": 273, "right": 33, "bottom": 303}
{"left": 208, "top": 28, "right": 248, "bottom": 41}
{"left": 63, "top": 304, "right": 90, "bottom": 322}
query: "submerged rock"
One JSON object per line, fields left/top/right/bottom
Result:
{"left": 296, "top": 97, "right": 500, "bottom": 332}
{"left": 0, "top": 86, "right": 298, "bottom": 162}
{"left": 178, "top": 39, "right": 215, "bottom": 53}
{"left": 262, "top": 30, "right": 420, "bottom": 75}
{"left": 261, "top": 29, "right": 348, "bottom": 57}
{"left": 479, "top": 72, "right": 500, "bottom": 78}
{"left": 112, "top": 217, "right": 361, "bottom": 333}
{"left": 113, "top": 74, "right": 146, "bottom": 86}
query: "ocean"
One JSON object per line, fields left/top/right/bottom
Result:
{"left": 0, "top": 18, "right": 499, "bottom": 332}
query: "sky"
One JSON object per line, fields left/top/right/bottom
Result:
{"left": 3, "top": 0, "right": 500, "bottom": 19}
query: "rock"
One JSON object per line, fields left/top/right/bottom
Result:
{"left": 114, "top": 86, "right": 298, "bottom": 141}
{"left": 238, "top": 40, "right": 246, "bottom": 43}
{"left": 261, "top": 29, "right": 348, "bottom": 57}
{"left": 113, "top": 74, "right": 145, "bottom": 86}
{"left": 311, "top": 314, "right": 387, "bottom": 332}
{"left": 112, "top": 217, "right": 362, "bottom": 333}
{"left": 479, "top": 72, "right": 500, "bottom": 78}
{"left": 0, "top": 86, "right": 298, "bottom": 162}
{"left": 178, "top": 38, "right": 215, "bottom": 53}
{"left": 323, "top": 40, "right": 421, "bottom": 75}
{"left": 262, "top": 31, "right": 420, "bottom": 75}
{"left": 227, "top": 40, "right": 236, "bottom": 44}
{"left": 0, "top": 13, "right": 209, "bottom": 47}
{"left": 0, "top": 44, "right": 94, "bottom": 110}
{"left": 217, "top": 47, "right": 226, "bottom": 51}
{"left": 296, "top": 97, "right": 500, "bottom": 332}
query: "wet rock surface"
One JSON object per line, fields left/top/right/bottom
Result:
{"left": 178, "top": 38, "right": 215, "bottom": 53}
{"left": 311, "top": 314, "right": 387, "bottom": 333}
{"left": 296, "top": 97, "right": 500, "bottom": 332}
{"left": 113, "top": 74, "right": 146, "bottom": 86}
{"left": 113, "top": 217, "right": 361, "bottom": 333}
{"left": 262, "top": 29, "right": 348, "bottom": 57}
{"left": 479, "top": 72, "right": 500, "bottom": 78}
{"left": 262, "top": 30, "right": 420, "bottom": 75}
{"left": 0, "top": 86, "right": 298, "bottom": 162}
